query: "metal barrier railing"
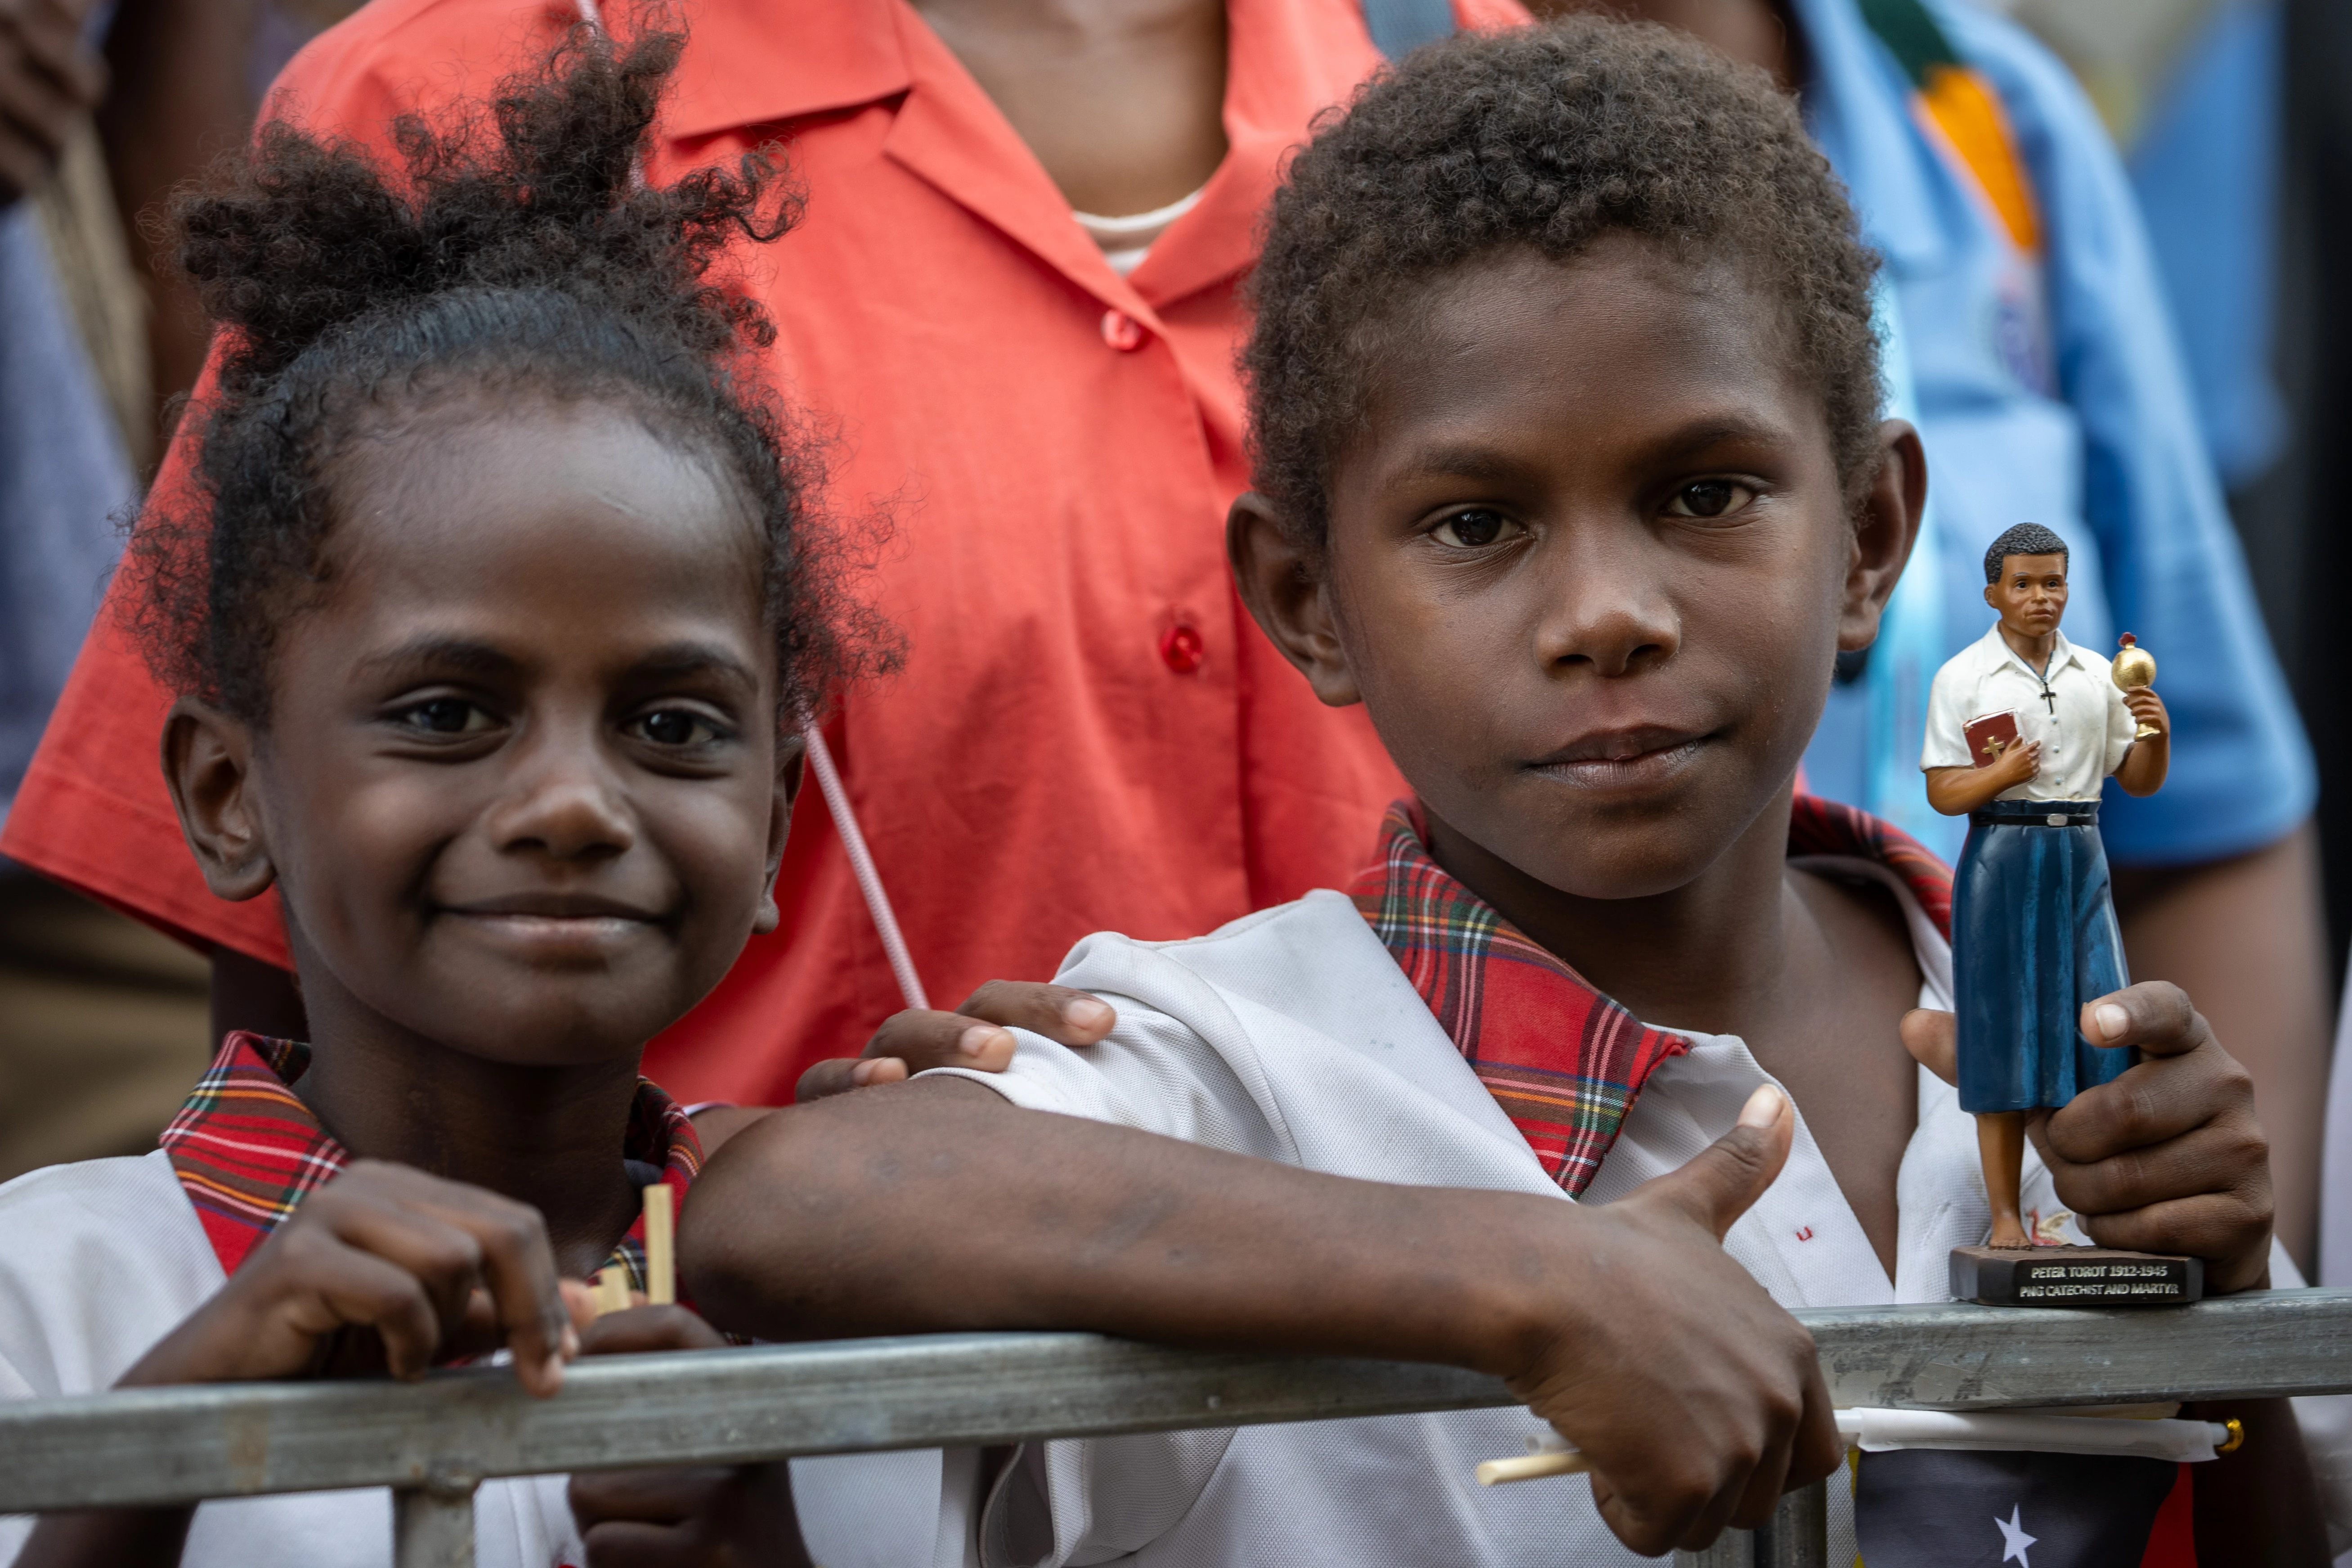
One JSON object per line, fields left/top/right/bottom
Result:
{"left": 7, "top": 1288, "right": 2352, "bottom": 1567}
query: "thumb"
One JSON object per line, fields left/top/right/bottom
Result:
{"left": 1899, "top": 1008, "right": 1958, "bottom": 1086}
{"left": 1627, "top": 1084, "right": 1792, "bottom": 1241}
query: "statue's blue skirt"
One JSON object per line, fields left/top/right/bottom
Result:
{"left": 1953, "top": 800, "right": 2132, "bottom": 1114}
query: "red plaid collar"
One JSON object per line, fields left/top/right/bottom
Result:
{"left": 161, "top": 1030, "right": 704, "bottom": 1286}
{"left": 1351, "top": 796, "right": 1952, "bottom": 1196}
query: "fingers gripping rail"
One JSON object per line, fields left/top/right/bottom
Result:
{"left": 4, "top": 1290, "right": 2352, "bottom": 1567}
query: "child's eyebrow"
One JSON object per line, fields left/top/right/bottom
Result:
{"left": 1390, "top": 415, "right": 1787, "bottom": 488}
{"left": 1638, "top": 415, "right": 1789, "bottom": 464}
{"left": 623, "top": 642, "right": 764, "bottom": 691}
{"left": 1388, "top": 441, "right": 1529, "bottom": 484}
{"left": 351, "top": 637, "right": 762, "bottom": 691}
{"left": 355, "top": 636, "right": 523, "bottom": 683}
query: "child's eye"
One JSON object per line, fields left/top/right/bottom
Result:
{"left": 632, "top": 709, "right": 724, "bottom": 747}
{"left": 1663, "top": 480, "right": 1758, "bottom": 520}
{"left": 396, "top": 698, "right": 493, "bottom": 735}
{"left": 1431, "top": 509, "right": 1514, "bottom": 549}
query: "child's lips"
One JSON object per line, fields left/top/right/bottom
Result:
{"left": 442, "top": 892, "right": 666, "bottom": 953}
{"left": 1526, "top": 727, "right": 1709, "bottom": 788}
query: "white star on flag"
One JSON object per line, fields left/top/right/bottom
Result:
{"left": 1995, "top": 1503, "right": 2038, "bottom": 1566}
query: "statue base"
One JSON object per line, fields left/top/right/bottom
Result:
{"left": 1949, "top": 1245, "right": 2202, "bottom": 1308}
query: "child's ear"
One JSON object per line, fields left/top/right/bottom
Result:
{"left": 1837, "top": 420, "right": 1928, "bottom": 654}
{"left": 754, "top": 735, "right": 805, "bottom": 936}
{"left": 1226, "top": 492, "right": 1361, "bottom": 708}
{"left": 161, "top": 698, "right": 278, "bottom": 901}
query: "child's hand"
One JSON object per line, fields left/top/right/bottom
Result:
{"left": 1902, "top": 984, "right": 2273, "bottom": 1290}
{"left": 1511, "top": 1087, "right": 1843, "bottom": 1554}
{"left": 2044, "top": 983, "right": 2271, "bottom": 1289}
{"left": 567, "top": 1306, "right": 810, "bottom": 1568}
{"left": 116, "top": 1160, "right": 578, "bottom": 1395}
{"left": 794, "top": 979, "right": 1117, "bottom": 1100}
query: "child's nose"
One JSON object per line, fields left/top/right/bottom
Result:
{"left": 1532, "top": 544, "right": 1680, "bottom": 676}
{"left": 1548, "top": 604, "right": 1676, "bottom": 676}
{"left": 487, "top": 756, "right": 637, "bottom": 860}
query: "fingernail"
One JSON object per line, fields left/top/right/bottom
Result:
{"left": 2094, "top": 1004, "right": 2128, "bottom": 1041}
{"left": 560, "top": 1324, "right": 580, "bottom": 1360}
{"left": 958, "top": 1024, "right": 1004, "bottom": 1057}
{"left": 542, "top": 1355, "right": 566, "bottom": 1391}
{"left": 851, "top": 1057, "right": 883, "bottom": 1084}
{"left": 1063, "top": 996, "right": 1113, "bottom": 1030}
{"left": 1737, "top": 1084, "right": 1785, "bottom": 1129}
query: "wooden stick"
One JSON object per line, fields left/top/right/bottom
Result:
{"left": 642, "top": 1183, "right": 676, "bottom": 1306}
{"left": 1474, "top": 1451, "right": 1590, "bottom": 1486}
{"left": 592, "top": 1265, "right": 632, "bottom": 1317}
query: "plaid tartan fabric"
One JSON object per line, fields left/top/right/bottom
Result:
{"left": 1350, "top": 806, "right": 1690, "bottom": 1196}
{"left": 1350, "top": 796, "right": 1955, "bottom": 1196}
{"left": 161, "top": 1032, "right": 341, "bottom": 1271}
{"left": 161, "top": 1030, "right": 703, "bottom": 1286}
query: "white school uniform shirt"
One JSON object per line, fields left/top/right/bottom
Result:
{"left": 1919, "top": 624, "right": 2137, "bottom": 801}
{"left": 0, "top": 1150, "right": 584, "bottom": 1568}
{"left": 926, "top": 861, "right": 2056, "bottom": 1568}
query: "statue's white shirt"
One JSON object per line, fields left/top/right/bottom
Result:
{"left": 1921, "top": 625, "right": 2137, "bottom": 801}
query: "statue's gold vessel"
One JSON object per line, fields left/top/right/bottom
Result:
{"left": 2112, "top": 634, "right": 2159, "bottom": 740}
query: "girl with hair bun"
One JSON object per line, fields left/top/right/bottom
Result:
{"left": 0, "top": 32, "right": 854, "bottom": 1568}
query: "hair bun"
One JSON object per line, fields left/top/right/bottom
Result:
{"left": 175, "top": 27, "right": 790, "bottom": 396}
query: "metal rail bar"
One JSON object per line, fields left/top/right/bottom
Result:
{"left": 6, "top": 1290, "right": 2351, "bottom": 1563}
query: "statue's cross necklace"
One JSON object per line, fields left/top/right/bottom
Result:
{"left": 2021, "top": 646, "right": 2058, "bottom": 716}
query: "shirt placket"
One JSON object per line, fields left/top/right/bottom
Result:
{"left": 2042, "top": 659, "right": 2071, "bottom": 793}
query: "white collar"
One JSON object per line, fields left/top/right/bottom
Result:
{"left": 1979, "top": 621, "right": 2083, "bottom": 682}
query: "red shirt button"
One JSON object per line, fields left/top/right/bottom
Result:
{"left": 1100, "top": 309, "right": 1145, "bottom": 351}
{"left": 1160, "top": 623, "right": 1205, "bottom": 673}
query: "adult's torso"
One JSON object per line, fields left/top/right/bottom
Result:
{"left": 2, "top": 0, "right": 1501, "bottom": 1095}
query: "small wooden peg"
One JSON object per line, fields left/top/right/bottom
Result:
{"left": 643, "top": 1183, "right": 676, "bottom": 1306}
{"left": 1475, "top": 1450, "right": 1591, "bottom": 1486}
{"left": 592, "top": 1264, "right": 632, "bottom": 1317}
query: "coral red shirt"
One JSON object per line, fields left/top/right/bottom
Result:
{"left": 0, "top": 0, "right": 1524, "bottom": 1101}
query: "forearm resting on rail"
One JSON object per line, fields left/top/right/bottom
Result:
{"left": 679, "top": 1076, "right": 1569, "bottom": 1375}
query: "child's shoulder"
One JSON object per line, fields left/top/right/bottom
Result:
{"left": 0, "top": 1146, "right": 188, "bottom": 1226}
{"left": 942, "top": 891, "right": 1556, "bottom": 1190}
{"left": 0, "top": 1151, "right": 221, "bottom": 1398}
{"left": 1057, "top": 889, "right": 1414, "bottom": 1026}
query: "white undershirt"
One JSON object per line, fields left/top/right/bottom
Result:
{"left": 1070, "top": 188, "right": 1203, "bottom": 276}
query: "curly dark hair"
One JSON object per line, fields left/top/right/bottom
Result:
{"left": 1243, "top": 17, "right": 1886, "bottom": 552}
{"left": 1982, "top": 522, "right": 2069, "bottom": 582}
{"left": 127, "top": 27, "right": 881, "bottom": 726}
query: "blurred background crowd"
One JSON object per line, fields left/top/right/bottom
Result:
{"left": 0, "top": 0, "right": 358, "bottom": 1183}
{"left": 3, "top": 0, "right": 2349, "bottom": 1266}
